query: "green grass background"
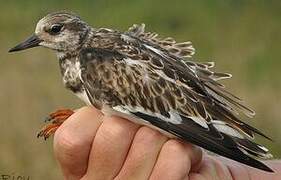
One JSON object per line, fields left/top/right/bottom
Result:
{"left": 0, "top": 0, "right": 280, "bottom": 179}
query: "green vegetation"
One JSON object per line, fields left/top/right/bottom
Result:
{"left": 0, "top": 0, "right": 280, "bottom": 179}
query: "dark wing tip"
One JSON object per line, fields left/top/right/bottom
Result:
{"left": 258, "top": 164, "right": 275, "bottom": 173}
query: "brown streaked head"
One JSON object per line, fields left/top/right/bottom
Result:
{"left": 9, "top": 11, "right": 90, "bottom": 53}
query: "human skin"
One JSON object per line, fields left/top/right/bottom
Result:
{"left": 53, "top": 107, "right": 281, "bottom": 180}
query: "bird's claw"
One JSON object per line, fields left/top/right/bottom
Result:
{"left": 37, "top": 109, "right": 74, "bottom": 140}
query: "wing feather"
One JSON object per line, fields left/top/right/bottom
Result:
{"left": 127, "top": 24, "right": 195, "bottom": 58}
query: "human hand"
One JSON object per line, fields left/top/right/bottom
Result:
{"left": 53, "top": 106, "right": 281, "bottom": 180}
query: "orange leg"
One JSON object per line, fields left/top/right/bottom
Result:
{"left": 37, "top": 109, "right": 74, "bottom": 140}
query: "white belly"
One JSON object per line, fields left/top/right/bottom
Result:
{"left": 75, "top": 90, "right": 92, "bottom": 106}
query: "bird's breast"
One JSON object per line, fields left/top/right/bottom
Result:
{"left": 60, "top": 58, "right": 83, "bottom": 93}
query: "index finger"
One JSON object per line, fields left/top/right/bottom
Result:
{"left": 53, "top": 106, "right": 103, "bottom": 180}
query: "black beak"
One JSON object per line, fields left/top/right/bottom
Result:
{"left": 9, "top": 34, "right": 42, "bottom": 52}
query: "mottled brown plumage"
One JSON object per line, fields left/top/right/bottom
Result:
{"left": 9, "top": 11, "right": 274, "bottom": 172}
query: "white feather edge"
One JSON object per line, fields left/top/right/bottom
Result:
{"left": 104, "top": 104, "right": 249, "bottom": 140}
{"left": 102, "top": 105, "right": 210, "bottom": 129}
{"left": 211, "top": 120, "right": 245, "bottom": 139}
{"left": 101, "top": 105, "right": 177, "bottom": 138}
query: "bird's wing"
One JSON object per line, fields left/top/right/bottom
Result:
{"left": 125, "top": 24, "right": 270, "bottom": 140}
{"left": 78, "top": 28, "right": 273, "bottom": 172}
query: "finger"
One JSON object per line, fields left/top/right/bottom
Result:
{"left": 115, "top": 126, "right": 168, "bottom": 180}
{"left": 191, "top": 156, "right": 233, "bottom": 180}
{"left": 150, "top": 140, "right": 202, "bottom": 180}
{"left": 53, "top": 106, "right": 103, "bottom": 180}
{"left": 82, "top": 116, "right": 140, "bottom": 180}
{"left": 220, "top": 157, "right": 281, "bottom": 180}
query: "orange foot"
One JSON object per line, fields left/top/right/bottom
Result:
{"left": 37, "top": 109, "right": 74, "bottom": 140}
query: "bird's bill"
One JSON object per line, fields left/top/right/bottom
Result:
{"left": 9, "top": 34, "right": 42, "bottom": 52}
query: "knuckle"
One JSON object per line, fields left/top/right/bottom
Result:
{"left": 99, "top": 117, "right": 132, "bottom": 141}
{"left": 136, "top": 126, "right": 164, "bottom": 142}
{"left": 75, "top": 106, "right": 99, "bottom": 117}
{"left": 54, "top": 128, "right": 84, "bottom": 156}
{"left": 162, "top": 139, "right": 186, "bottom": 153}
{"left": 68, "top": 106, "right": 103, "bottom": 123}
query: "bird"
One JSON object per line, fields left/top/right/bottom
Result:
{"left": 9, "top": 11, "right": 274, "bottom": 172}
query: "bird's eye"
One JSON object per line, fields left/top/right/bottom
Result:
{"left": 49, "top": 24, "right": 63, "bottom": 34}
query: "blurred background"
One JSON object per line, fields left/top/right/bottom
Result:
{"left": 0, "top": 0, "right": 280, "bottom": 179}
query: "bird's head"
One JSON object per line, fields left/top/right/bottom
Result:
{"left": 9, "top": 11, "right": 90, "bottom": 53}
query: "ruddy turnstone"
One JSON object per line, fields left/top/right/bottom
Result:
{"left": 9, "top": 11, "right": 274, "bottom": 172}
